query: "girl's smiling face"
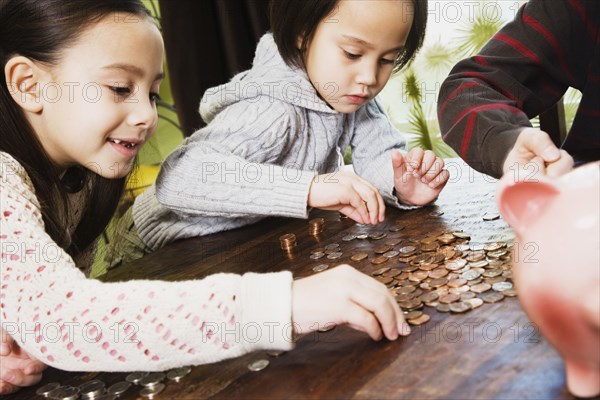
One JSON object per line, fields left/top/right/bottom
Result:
{"left": 30, "top": 14, "right": 164, "bottom": 178}
{"left": 301, "top": 0, "right": 413, "bottom": 113}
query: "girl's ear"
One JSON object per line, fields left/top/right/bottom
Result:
{"left": 296, "top": 34, "right": 304, "bottom": 50}
{"left": 4, "top": 56, "right": 46, "bottom": 113}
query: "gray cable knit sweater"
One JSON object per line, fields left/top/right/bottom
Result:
{"left": 134, "top": 33, "right": 412, "bottom": 251}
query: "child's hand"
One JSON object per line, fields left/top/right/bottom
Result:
{"left": 392, "top": 149, "right": 449, "bottom": 206}
{"left": 292, "top": 265, "right": 411, "bottom": 340}
{"left": 308, "top": 171, "right": 385, "bottom": 225}
{"left": 0, "top": 328, "right": 47, "bottom": 395}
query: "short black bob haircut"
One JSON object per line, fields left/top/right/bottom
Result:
{"left": 270, "top": 0, "right": 428, "bottom": 74}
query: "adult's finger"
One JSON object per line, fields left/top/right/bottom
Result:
{"left": 520, "top": 129, "right": 561, "bottom": 163}
{"left": 546, "top": 149, "right": 574, "bottom": 177}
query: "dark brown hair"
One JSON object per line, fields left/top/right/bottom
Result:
{"left": 270, "top": 0, "right": 428, "bottom": 73}
{"left": 0, "top": 0, "right": 152, "bottom": 259}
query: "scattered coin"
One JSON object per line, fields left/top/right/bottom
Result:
{"left": 126, "top": 372, "right": 149, "bottom": 384}
{"left": 342, "top": 234, "right": 356, "bottom": 241}
{"left": 408, "top": 314, "right": 430, "bottom": 325}
{"left": 492, "top": 282, "right": 513, "bottom": 292}
{"left": 350, "top": 253, "right": 368, "bottom": 262}
{"left": 371, "top": 256, "right": 389, "bottom": 265}
{"left": 309, "top": 252, "right": 325, "bottom": 260}
{"left": 483, "top": 212, "right": 500, "bottom": 221}
{"left": 49, "top": 386, "right": 79, "bottom": 400}
{"left": 248, "top": 359, "right": 270, "bottom": 372}
{"left": 482, "top": 292, "right": 505, "bottom": 303}
{"left": 139, "top": 383, "right": 165, "bottom": 399}
{"left": 36, "top": 382, "right": 62, "bottom": 397}
{"left": 326, "top": 252, "right": 343, "bottom": 260}
{"left": 107, "top": 381, "right": 131, "bottom": 396}
{"left": 312, "top": 264, "right": 329, "bottom": 272}
{"left": 166, "top": 367, "right": 192, "bottom": 383}
{"left": 139, "top": 372, "right": 165, "bottom": 388}
{"left": 464, "top": 298, "right": 484, "bottom": 309}
{"left": 449, "top": 302, "right": 472, "bottom": 313}
{"left": 78, "top": 380, "right": 105, "bottom": 398}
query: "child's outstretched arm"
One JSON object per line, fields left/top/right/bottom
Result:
{"left": 1, "top": 153, "right": 294, "bottom": 372}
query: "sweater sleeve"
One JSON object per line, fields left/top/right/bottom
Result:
{"left": 0, "top": 153, "right": 294, "bottom": 372}
{"left": 349, "top": 98, "right": 418, "bottom": 210}
{"left": 437, "top": 0, "right": 590, "bottom": 178}
{"left": 155, "top": 100, "right": 316, "bottom": 219}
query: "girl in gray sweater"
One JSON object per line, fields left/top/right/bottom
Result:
{"left": 108, "top": 0, "right": 449, "bottom": 266}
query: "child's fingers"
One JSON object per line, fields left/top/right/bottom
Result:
{"left": 0, "top": 380, "right": 18, "bottom": 395}
{"left": 421, "top": 157, "right": 445, "bottom": 184}
{"left": 0, "top": 330, "right": 13, "bottom": 357}
{"left": 419, "top": 150, "right": 437, "bottom": 177}
{"left": 345, "top": 303, "right": 384, "bottom": 341}
{"left": 391, "top": 150, "right": 408, "bottom": 176}
{"left": 23, "top": 359, "right": 47, "bottom": 375}
{"left": 353, "top": 183, "right": 382, "bottom": 225}
{"left": 344, "top": 192, "right": 370, "bottom": 224}
{"left": 354, "top": 274, "right": 408, "bottom": 339}
{"left": 1, "top": 368, "right": 42, "bottom": 388}
{"left": 349, "top": 285, "right": 401, "bottom": 341}
{"left": 429, "top": 169, "right": 450, "bottom": 189}
{"left": 406, "top": 148, "right": 424, "bottom": 174}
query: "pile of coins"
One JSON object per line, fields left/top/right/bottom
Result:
{"left": 308, "top": 229, "right": 516, "bottom": 327}
{"left": 35, "top": 366, "right": 192, "bottom": 399}
{"left": 309, "top": 218, "right": 325, "bottom": 236}
{"left": 279, "top": 233, "right": 297, "bottom": 250}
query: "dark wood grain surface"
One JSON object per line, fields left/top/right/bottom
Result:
{"left": 8, "top": 160, "right": 573, "bottom": 400}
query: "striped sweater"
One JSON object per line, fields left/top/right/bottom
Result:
{"left": 438, "top": 0, "right": 600, "bottom": 178}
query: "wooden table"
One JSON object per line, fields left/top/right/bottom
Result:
{"left": 8, "top": 160, "right": 572, "bottom": 400}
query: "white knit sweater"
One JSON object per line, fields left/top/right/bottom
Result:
{"left": 0, "top": 152, "right": 293, "bottom": 371}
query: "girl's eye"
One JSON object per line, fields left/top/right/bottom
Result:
{"left": 380, "top": 58, "right": 395, "bottom": 65}
{"left": 343, "top": 50, "right": 361, "bottom": 60}
{"left": 150, "top": 92, "right": 161, "bottom": 103}
{"left": 109, "top": 86, "right": 131, "bottom": 96}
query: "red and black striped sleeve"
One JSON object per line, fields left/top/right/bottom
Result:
{"left": 438, "top": 0, "right": 600, "bottom": 178}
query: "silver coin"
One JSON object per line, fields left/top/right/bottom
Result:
{"left": 429, "top": 210, "right": 444, "bottom": 217}
{"left": 48, "top": 386, "right": 79, "bottom": 400}
{"left": 248, "top": 359, "right": 270, "bottom": 372}
{"left": 93, "top": 395, "right": 117, "bottom": 400}
{"left": 78, "top": 380, "right": 105, "bottom": 397}
{"left": 492, "top": 282, "right": 513, "bottom": 292}
{"left": 326, "top": 252, "right": 343, "bottom": 260}
{"left": 309, "top": 252, "right": 325, "bottom": 260}
{"left": 139, "top": 383, "right": 165, "bottom": 399}
{"left": 482, "top": 212, "right": 500, "bottom": 221}
{"left": 356, "top": 233, "right": 369, "bottom": 240}
{"left": 461, "top": 270, "right": 481, "bottom": 281}
{"left": 139, "top": 372, "right": 165, "bottom": 388}
{"left": 36, "top": 382, "right": 62, "bottom": 397}
{"left": 266, "top": 350, "right": 285, "bottom": 357}
{"left": 312, "top": 264, "right": 329, "bottom": 272}
{"left": 383, "top": 250, "right": 400, "bottom": 258}
{"left": 107, "top": 381, "right": 132, "bottom": 395}
{"left": 342, "top": 235, "right": 356, "bottom": 241}
{"left": 323, "top": 243, "right": 340, "bottom": 250}
{"left": 125, "top": 371, "right": 149, "bottom": 384}
{"left": 166, "top": 366, "right": 192, "bottom": 382}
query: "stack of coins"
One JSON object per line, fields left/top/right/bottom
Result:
{"left": 79, "top": 380, "right": 105, "bottom": 399}
{"left": 279, "top": 233, "right": 297, "bottom": 250}
{"left": 309, "top": 218, "right": 325, "bottom": 236}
